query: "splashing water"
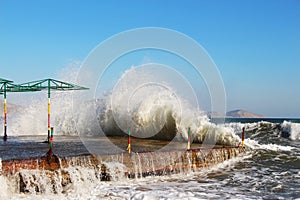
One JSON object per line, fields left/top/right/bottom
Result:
{"left": 281, "top": 121, "right": 300, "bottom": 141}
{"left": 4, "top": 66, "right": 241, "bottom": 147}
{"left": 100, "top": 66, "right": 240, "bottom": 146}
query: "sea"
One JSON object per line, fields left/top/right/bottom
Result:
{"left": 0, "top": 67, "right": 299, "bottom": 199}
{"left": 0, "top": 117, "right": 299, "bottom": 200}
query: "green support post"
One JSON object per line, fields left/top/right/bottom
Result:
{"left": 1, "top": 78, "right": 88, "bottom": 142}
{"left": 46, "top": 127, "right": 54, "bottom": 159}
{"left": 1, "top": 77, "right": 41, "bottom": 141}
{"left": 17, "top": 78, "right": 88, "bottom": 141}
{"left": 127, "top": 129, "right": 131, "bottom": 153}
{"left": 242, "top": 127, "right": 245, "bottom": 148}
{"left": 47, "top": 80, "right": 51, "bottom": 143}
{"left": 3, "top": 84, "right": 7, "bottom": 141}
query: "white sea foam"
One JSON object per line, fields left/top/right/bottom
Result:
{"left": 245, "top": 138, "right": 295, "bottom": 152}
{"left": 4, "top": 66, "right": 241, "bottom": 147}
{"left": 225, "top": 122, "right": 291, "bottom": 151}
{"left": 281, "top": 121, "right": 300, "bottom": 141}
{"left": 1, "top": 64, "right": 299, "bottom": 200}
{"left": 0, "top": 176, "right": 9, "bottom": 200}
{"left": 6, "top": 65, "right": 81, "bottom": 136}
{"left": 81, "top": 153, "right": 249, "bottom": 200}
{"left": 227, "top": 120, "right": 300, "bottom": 141}
{"left": 98, "top": 66, "right": 241, "bottom": 146}
{"left": 225, "top": 121, "right": 276, "bottom": 133}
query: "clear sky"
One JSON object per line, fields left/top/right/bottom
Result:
{"left": 0, "top": 0, "right": 299, "bottom": 117}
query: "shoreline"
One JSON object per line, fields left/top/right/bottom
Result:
{"left": 0, "top": 144, "right": 244, "bottom": 193}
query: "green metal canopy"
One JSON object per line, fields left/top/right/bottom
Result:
{"left": 1, "top": 78, "right": 42, "bottom": 93}
{"left": 18, "top": 78, "right": 88, "bottom": 91}
{"left": 1, "top": 78, "right": 15, "bottom": 141}
{"left": 1, "top": 78, "right": 43, "bottom": 141}
{"left": 0, "top": 78, "right": 13, "bottom": 98}
{"left": 3, "top": 83, "right": 42, "bottom": 93}
{"left": 1, "top": 78, "right": 88, "bottom": 141}
{"left": 18, "top": 78, "right": 89, "bottom": 142}
{"left": 0, "top": 78, "right": 13, "bottom": 84}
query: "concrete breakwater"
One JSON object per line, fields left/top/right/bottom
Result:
{"left": 0, "top": 146, "right": 244, "bottom": 194}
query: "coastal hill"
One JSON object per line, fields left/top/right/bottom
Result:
{"left": 208, "top": 109, "right": 264, "bottom": 118}
{"left": 226, "top": 109, "right": 264, "bottom": 118}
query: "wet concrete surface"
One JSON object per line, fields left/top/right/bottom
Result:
{"left": 0, "top": 135, "right": 231, "bottom": 160}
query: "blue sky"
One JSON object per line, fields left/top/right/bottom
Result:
{"left": 0, "top": 0, "right": 299, "bottom": 117}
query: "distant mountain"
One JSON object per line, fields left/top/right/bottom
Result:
{"left": 226, "top": 109, "right": 264, "bottom": 118}
{"left": 208, "top": 109, "right": 264, "bottom": 118}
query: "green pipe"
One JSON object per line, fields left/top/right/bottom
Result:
{"left": 127, "top": 129, "right": 131, "bottom": 153}
{"left": 47, "top": 79, "right": 51, "bottom": 142}
{"left": 3, "top": 83, "right": 7, "bottom": 141}
{"left": 48, "top": 127, "right": 54, "bottom": 158}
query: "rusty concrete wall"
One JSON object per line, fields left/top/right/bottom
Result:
{"left": 0, "top": 147, "right": 244, "bottom": 193}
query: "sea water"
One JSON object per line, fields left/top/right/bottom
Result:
{"left": 0, "top": 119, "right": 299, "bottom": 200}
{"left": 0, "top": 67, "right": 299, "bottom": 199}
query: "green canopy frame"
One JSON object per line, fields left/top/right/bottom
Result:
{"left": 18, "top": 79, "right": 88, "bottom": 142}
{"left": 1, "top": 78, "right": 88, "bottom": 141}
{"left": 1, "top": 78, "right": 42, "bottom": 140}
{"left": 0, "top": 78, "right": 12, "bottom": 141}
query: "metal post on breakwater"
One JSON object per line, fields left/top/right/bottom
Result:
{"left": 1, "top": 78, "right": 88, "bottom": 143}
{"left": 47, "top": 127, "right": 54, "bottom": 159}
{"left": 47, "top": 80, "right": 51, "bottom": 143}
{"left": 127, "top": 129, "right": 131, "bottom": 154}
{"left": 187, "top": 127, "right": 191, "bottom": 150}
{"left": 242, "top": 127, "right": 245, "bottom": 148}
{"left": 3, "top": 85, "right": 7, "bottom": 141}
{"left": 14, "top": 78, "right": 88, "bottom": 142}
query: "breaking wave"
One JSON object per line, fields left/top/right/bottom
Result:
{"left": 90, "top": 66, "right": 240, "bottom": 146}
{"left": 281, "top": 121, "right": 300, "bottom": 141}
{"left": 3, "top": 65, "right": 299, "bottom": 151}
{"left": 225, "top": 120, "right": 299, "bottom": 152}
{"left": 226, "top": 120, "right": 300, "bottom": 141}
{"left": 100, "top": 92, "right": 240, "bottom": 146}
{"left": 3, "top": 66, "right": 241, "bottom": 147}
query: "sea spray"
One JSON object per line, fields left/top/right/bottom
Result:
{"left": 244, "top": 138, "right": 295, "bottom": 152}
{"left": 101, "top": 66, "right": 241, "bottom": 146}
{"left": 224, "top": 121, "right": 298, "bottom": 151}
{"left": 281, "top": 121, "right": 300, "bottom": 141}
{"left": 0, "top": 147, "right": 244, "bottom": 196}
{"left": 0, "top": 175, "right": 9, "bottom": 200}
{"left": 4, "top": 65, "right": 241, "bottom": 147}
{"left": 0, "top": 119, "right": 298, "bottom": 199}
{"left": 226, "top": 120, "right": 300, "bottom": 142}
